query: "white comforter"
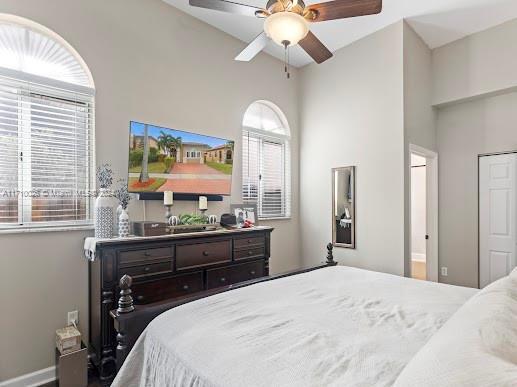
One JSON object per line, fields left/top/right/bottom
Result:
{"left": 112, "top": 266, "right": 476, "bottom": 387}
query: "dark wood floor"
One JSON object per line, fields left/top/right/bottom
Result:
{"left": 40, "top": 367, "right": 106, "bottom": 387}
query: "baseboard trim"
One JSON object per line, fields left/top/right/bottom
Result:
{"left": 0, "top": 366, "right": 55, "bottom": 387}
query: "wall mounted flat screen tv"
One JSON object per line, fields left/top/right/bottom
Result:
{"left": 128, "top": 121, "right": 234, "bottom": 196}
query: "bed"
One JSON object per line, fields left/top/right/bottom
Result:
{"left": 111, "top": 264, "right": 484, "bottom": 387}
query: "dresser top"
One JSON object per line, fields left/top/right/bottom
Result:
{"left": 90, "top": 226, "right": 274, "bottom": 248}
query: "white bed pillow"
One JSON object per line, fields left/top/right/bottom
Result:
{"left": 510, "top": 267, "right": 517, "bottom": 284}
{"left": 394, "top": 275, "right": 517, "bottom": 387}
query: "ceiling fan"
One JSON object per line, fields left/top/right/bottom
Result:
{"left": 189, "top": 0, "right": 382, "bottom": 67}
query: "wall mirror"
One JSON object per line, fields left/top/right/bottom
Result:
{"left": 332, "top": 166, "right": 356, "bottom": 249}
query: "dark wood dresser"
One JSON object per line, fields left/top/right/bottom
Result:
{"left": 88, "top": 226, "right": 273, "bottom": 380}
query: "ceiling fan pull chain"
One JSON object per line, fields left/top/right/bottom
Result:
{"left": 282, "top": 40, "right": 290, "bottom": 79}
{"left": 287, "top": 45, "right": 290, "bottom": 79}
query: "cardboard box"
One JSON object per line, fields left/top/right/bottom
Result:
{"left": 55, "top": 342, "right": 87, "bottom": 387}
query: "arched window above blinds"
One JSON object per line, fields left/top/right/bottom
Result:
{"left": 0, "top": 19, "right": 93, "bottom": 88}
{"left": 242, "top": 101, "right": 290, "bottom": 136}
{"left": 0, "top": 16, "right": 95, "bottom": 230}
{"left": 242, "top": 101, "right": 291, "bottom": 220}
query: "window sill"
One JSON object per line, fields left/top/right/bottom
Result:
{"left": 259, "top": 217, "right": 292, "bottom": 221}
{"left": 0, "top": 224, "right": 94, "bottom": 235}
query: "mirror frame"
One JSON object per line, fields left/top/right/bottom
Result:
{"left": 332, "top": 166, "right": 356, "bottom": 249}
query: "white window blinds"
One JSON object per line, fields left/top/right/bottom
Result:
{"left": 0, "top": 74, "right": 94, "bottom": 228}
{"left": 242, "top": 130, "right": 291, "bottom": 219}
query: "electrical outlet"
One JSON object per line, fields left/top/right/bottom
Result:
{"left": 441, "top": 267, "right": 448, "bottom": 277}
{"left": 67, "top": 310, "right": 79, "bottom": 326}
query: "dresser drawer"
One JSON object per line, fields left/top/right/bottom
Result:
{"left": 131, "top": 271, "right": 203, "bottom": 304}
{"left": 119, "top": 246, "right": 173, "bottom": 266}
{"left": 206, "top": 266, "right": 232, "bottom": 289}
{"left": 234, "top": 246, "right": 265, "bottom": 261}
{"left": 206, "top": 260, "right": 265, "bottom": 289}
{"left": 176, "top": 240, "right": 231, "bottom": 270}
{"left": 119, "top": 261, "right": 172, "bottom": 279}
{"left": 231, "top": 260, "right": 265, "bottom": 284}
{"left": 234, "top": 236, "right": 265, "bottom": 250}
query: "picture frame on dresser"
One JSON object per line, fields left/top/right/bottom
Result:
{"left": 230, "top": 203, "right": 258, "bottom": 226}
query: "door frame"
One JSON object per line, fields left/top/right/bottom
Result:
{"left": 409, "top": 144, "right": 439, "bottom": 282}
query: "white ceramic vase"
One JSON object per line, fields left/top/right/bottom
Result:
{"left": 115, "top": 204, "right": 123, "bottom": 236}
{"left": 95, "top": 188, "right": 114, "bottom": 238}
{"left": 118, "top": 208, "right": 130, "bottom": 238}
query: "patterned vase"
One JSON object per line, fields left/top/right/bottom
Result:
{"left": 118, "top": 208, "right": 130, "bottom": 238}
{"left": 95, "top": 188, "right": 114, "bottom": 238}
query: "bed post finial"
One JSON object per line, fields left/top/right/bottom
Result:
{"left": 117, "top": 275, "right": 135, "bottom": 314}
{"left": 326, "top": 243, "right": 337, "bottom": 266}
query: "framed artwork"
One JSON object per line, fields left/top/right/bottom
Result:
{"left": 230, "top": 204, "right": 258, "bottom": 226}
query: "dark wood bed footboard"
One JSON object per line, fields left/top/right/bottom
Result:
{"left": 110, "top": 243, "right": 337, "bottom": 376}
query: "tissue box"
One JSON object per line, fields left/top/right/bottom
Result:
{"left": 56, "top": 326, "right": 81, "bottom": 355}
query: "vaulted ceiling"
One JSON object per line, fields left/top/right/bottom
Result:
{"left": 165, "top": 0, "right": 517, "bottom": 67}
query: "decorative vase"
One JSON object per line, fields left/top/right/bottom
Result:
{"left": 118, "top": 208, "right": 130, "bottom": 238}
{"left": 95, "top": 188, "right": 114, "bottom": 238}
{"left": 115, "top": 204, "right": 123, "bottom": 236}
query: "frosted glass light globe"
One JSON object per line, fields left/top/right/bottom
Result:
{"left": 264, "top": 12, "right": 309, "bottom": 47}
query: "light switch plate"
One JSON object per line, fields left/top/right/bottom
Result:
{"left": 441, "top": 267, "right": 448, "bottom": 277}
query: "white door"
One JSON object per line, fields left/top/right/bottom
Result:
{"left": 479, "top": 153, "right": 517, "bottom": 288}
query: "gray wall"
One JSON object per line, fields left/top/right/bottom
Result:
{"left": 0, "top": 0, "right": 301, "bottom": 381}
{"left": 299, "top": 22, "right": 406, "bottom": 276}
{"left": 432, "top": 17, "right": 517, "bottom": 287}
{"left": 402, "top": 22, "right": 436, "bottom": 277}
{"left": 433, "top": 18, "right": 517, "bottom": 106}
{"left": 437, "top": 92, "right": 517, "bottom": 287}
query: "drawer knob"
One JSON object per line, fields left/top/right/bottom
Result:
{"left": 144, "top": 252, "right": 151, "bottom": 257}
{"left": 250, "top": 270, "right": 256, "bottom": 276}
{"left": 247, "top": 239, "right": 252, "bottom": 243}
{"left": 144, "top": 266, "right": 150, "bottom": 272}
{"left": 203, "top": 251, "right": 209, "bottom": 256}
{"left": 136, "top": 295, "right": 145, "bottom": 302}
{"left": 220, "top": 277, "right": 227, "bottom": 283}
{"left": 248, "top": 251, "right": 253, "bottom": 256}
{"left": 182, "top": 284, "right": 189, "bottom": 291}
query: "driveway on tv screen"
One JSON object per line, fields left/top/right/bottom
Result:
{"left": 129, "top": 161, "right": 232, "bottom": 195}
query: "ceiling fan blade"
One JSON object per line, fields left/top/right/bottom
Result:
{"left": 235, "top": 32, "right": 269, "bottom": 61}
{"left": 189, "top": 0, "right": 264, "bottom": 17}
{"left": 305, "top": 0, "right": 382, "bottom": 22}
{"left": 299, "top": 31, "right": 333, "bottom": 64}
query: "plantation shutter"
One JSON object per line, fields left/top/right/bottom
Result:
{"left": 242, "top": 129, "right": 291, "bottom": 219}
{"left": 0, "top": 74, "right": 94, "bottom": 228}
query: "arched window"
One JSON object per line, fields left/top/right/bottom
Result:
{"left": 0, "top": 16, "right": 95, "bottom": 230}
{"left": 242, "top": 101, "right": 291, "bottom": 219}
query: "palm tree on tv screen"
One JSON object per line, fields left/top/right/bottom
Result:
{"left": 158, "top": 131, "right": 182, "bottom": 159}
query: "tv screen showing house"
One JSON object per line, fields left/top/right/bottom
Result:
{"left": 128, "top": 121, "right": 234, "bottom": 195}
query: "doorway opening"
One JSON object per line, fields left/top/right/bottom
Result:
{"left": 411, "top": 154, "right": 427, "bottom": 280}
{"left": 409, "top": 144, "right": 439, "bottom": 282}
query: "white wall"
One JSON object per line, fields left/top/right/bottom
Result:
{"left": 437, "top": 91, "right": 517, "bottom": 288}
{"left": 403, "top": 22, "right": 436, "bottom": 275}
{"left": 299, "top": 22, "right": 406, "bottom": 275}
{"left": 0, "top": 0, "right": 301, "bottom": 381}
{"left": 433, "top": 18, "right": 517, "bottom": 106}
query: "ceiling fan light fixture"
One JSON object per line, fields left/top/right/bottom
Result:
{"left": 264, "top": 11, "right": 309, "bottom": 47}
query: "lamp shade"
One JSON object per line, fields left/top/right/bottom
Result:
{"left": 264, "top": 12, "right": 309, "bottom": 47}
